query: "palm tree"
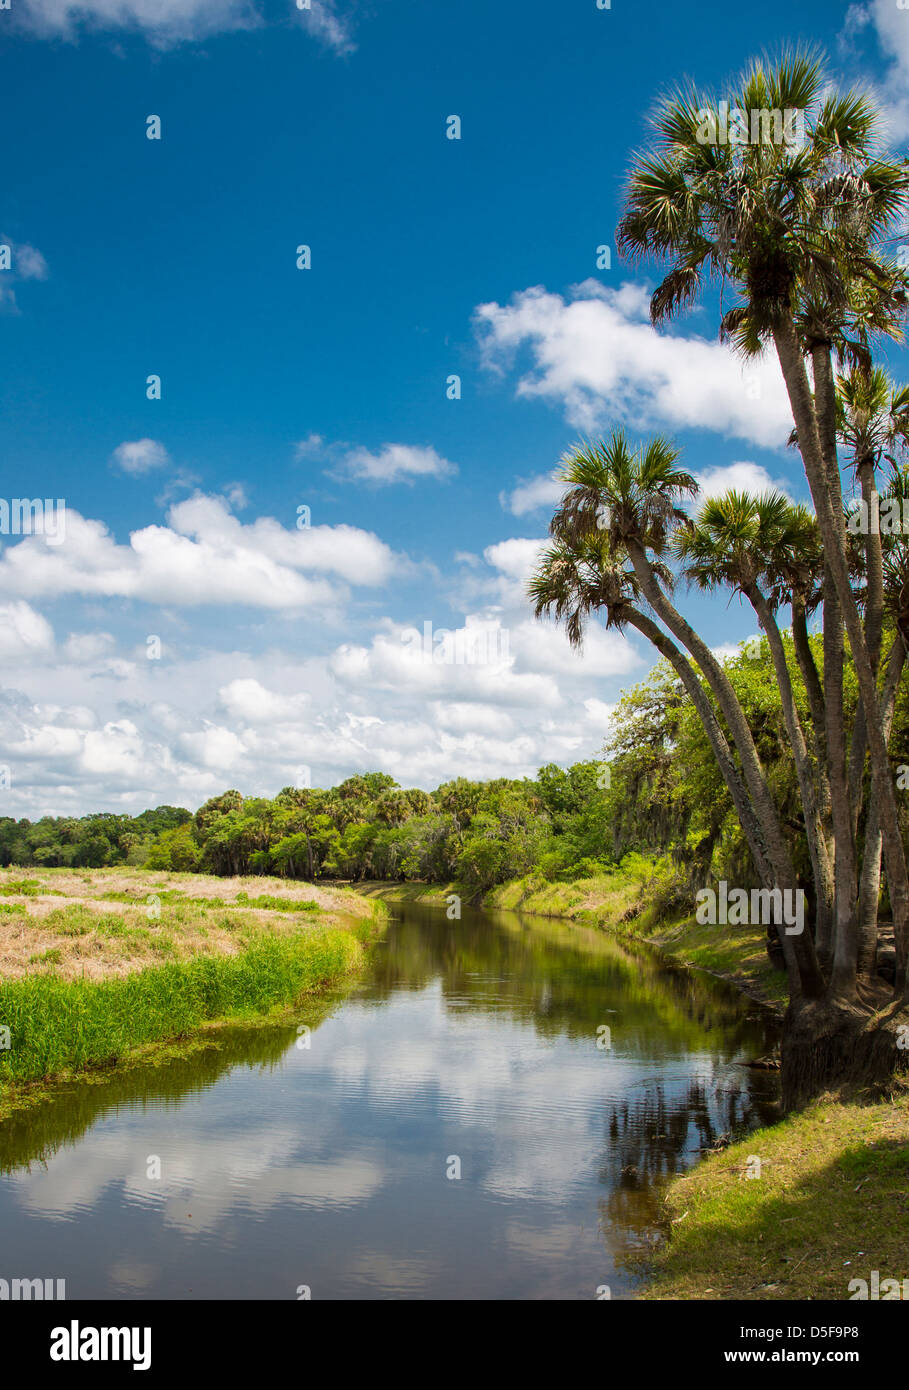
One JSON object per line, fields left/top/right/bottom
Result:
{"left": 674, "top": 491, "right": 838, "bottom": 975}
{"left": 529, "top": 527, "right": 777, "bottom": 897}
{"left": 616, "top": 48, "right": 909, "bottom": 991}
{"left": 539, "top": 434, "right": 824, "bottom": 997}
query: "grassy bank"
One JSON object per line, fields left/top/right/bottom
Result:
{"left": 640, "top": 1089, "right": 909, "bottom": 1299}
{"left": 0, "top": 866, "right": 386, "bottom": 1114}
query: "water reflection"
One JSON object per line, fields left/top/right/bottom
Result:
{"left": 0, "top": 901, "right": 779, "bottom": 1299}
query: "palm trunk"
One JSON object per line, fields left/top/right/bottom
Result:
{"left": 627, "top": 608, "right": 774, "bottom": 887}
{"left": 847, "top": 458, "right": 884, "bottom": 830}
{"left": 857, "top": 637, "right": 907, "bottom": 978}
{"left": 626, "top": 608, "right": 810, "bottom": 992}
{"left": 626, "top": 539, "right": 823, "bottom": 996}
{"left": 791, "top": 596, "right": 827, "bottom": 768}
{"left": 824, "top": 577, "right": 860, "bottom": 993}
{"left": 774, "top": 316, "right": 909, "bottom": 989}
{"left": 812, "top": 343, "right": 861, "bottom": 993}
{"left": 749, "top": 587, "right": 834, "bottom": 966}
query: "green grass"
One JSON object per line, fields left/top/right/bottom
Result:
{"left": 0, "top": 880, "right": 42, "bottom": 897}
{"left": 100, "top": 888, "right": 321, "bottom": 913}
{"left": 640, "top": 1092, "right": 909, "bottom": 1300}
{"left": 0, "top": 926, "right": 363, "bottom": 1088}
{"left": 234, "top": 891, "right": 320, "bottom": 912}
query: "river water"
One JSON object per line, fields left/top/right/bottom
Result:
{"left": 0, "top": 900, "right": 780, "bottom": 1299}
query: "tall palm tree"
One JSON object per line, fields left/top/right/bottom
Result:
{"left": 529, "top": 527, "right": 777, "bottom": 898}
{"left": 674, "top": 491, "right": 838, "bottom": 976}
{"left": 540, "top": 435, "right": 823, "bottom": 996}
{"left": 616, "top": 49, "right": 909, "bottom": 987}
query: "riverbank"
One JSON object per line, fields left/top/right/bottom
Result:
{"left": 639, "top": 1087, "right": 909, "bottom": 1299}
{"left": 0, "top": 866, "right": 386, "bottom": 1118}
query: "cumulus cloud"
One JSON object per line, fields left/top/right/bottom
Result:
{"left": 842, "top": 0, "right": 909, "bottom": 139}
{"left": 63, "top": 631, "right": 116, "bottom": 663}
{"left": 475, "top": 281, "right": 794, "bottom": 448}
{"left": 0, "top": 601, "right": 55, "bottom": 660}
{"left": 500, "top": 471, "right": 565, "bottom": 517}
{"left": 293, "top": 433, "right": 324, "bottom": 461}
{"left": 0, "top": 514, "right": 644, "bottom": 813}
{"left": 19, "top": 0, "right": 261, "bottom": 43}
{"left": 0, "top": 237, "right": 49, "bottom": 310}
{"left": 218, "top": 678, "right": 309, "bottom": 723}
{"left": 294, "top": 0, "right": 355, "bottom": 56}
{"left": 693, "top": 461, "right": 796, "bottom": 503}
{"left": 111, "top": 439, "right": 171, "bottom": 475}
{"left": 0, "top": 494, "right": 400, "bottom": 609}
{"left": 335, "top": 443, "right": 458, "bottom": 486}
{"left": 17, "top": 0, "right": 355, "bottom": 51}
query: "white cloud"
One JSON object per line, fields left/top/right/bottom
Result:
{"left": 111, "top": 439, "right": 170, "bottom": 475}
{"left": 501, "top": 457, "right": 798, "bottom": 521}
{"left": 0, "top": 601, "right": 54, "bottom": 659}
{"left": 501, "top": 471, "right": 564, "bottom": 517}
{"left": 509, "top": 618, "right": 640, "bottom": 680}
{"left": 293, "top": 433, "right": 324, "bottom": 461}
{"left": 0, "top": 532, "right": 645, "bottom": 814}
{"left": 294, "top": 0, "right": 355, "bottom": 56}
{"left": 0, "top": 237, "right": 49, "bottom": 310}
{"left": 10, "top": 243, "right": 48, "bottom": 280}
{"left": 19, "top": 0, "right": 260, "bottom": 43}
{"left": 0, "top": 494, "right": 400, "bottom": 609}
{"left": 694, "top": 461, "right": 795, "bottom": 503}
{"left": 218, "top": 678, "right": 309, "bottom": 724}
{"left": 483, "top": 537, "right": 547, "bottom": 584}
{"left": 337, "top": 443, "right": 457, "bottom": 486}
{"left": 843, "top": 1, "right": 909, "bottom": 139}
{"left": 475, "top": 281, "right": 794, "bottom": 447}
{"left": 18, "top": 0, "right": 355, "bottom": 52}
{"left": 63, "top": 631, "right": 116, "bottom": 663}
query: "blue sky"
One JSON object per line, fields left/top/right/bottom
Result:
{"left": 0, "top": 0, "right": 906, "bottom": 815}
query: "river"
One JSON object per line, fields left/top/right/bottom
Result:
{"left": 0, "top": 900, "right": 780, "bottom": 1299}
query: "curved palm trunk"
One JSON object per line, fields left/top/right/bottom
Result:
{"left": 625, "top": 608, "right": 813, "bottom": 992}
{"left": 626, "top": 608, "right": 774, "bottom": 887}
{"left": 748, "top": 587, "right": 834, "bottom": 966}
{"left": 626, "top": 539, "right": 823, "bottom": 996}
{"left": 791, "top": 596, "right": 827, "bottom": 768}
{"left": 774, "top": 317, "right": 909, "bottom": 989}
{"left": 857, "top": 637, "right": 907, "bottom": 979}
{"left": 846, "top": 457, "right": 885, "bottom": 832}
{"left": 812, "top": 345, "right": 860, "bottom": 993}
{"left": 824, "top": 577, "right": 859, "bottom": 992}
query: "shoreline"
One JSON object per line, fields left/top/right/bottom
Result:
{"left": 0, "top": 866, "right": 388, "bottom": 1120}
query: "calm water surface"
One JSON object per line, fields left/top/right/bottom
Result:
{"left": 0, "top": 902, "right": 779, "bottom": 1299}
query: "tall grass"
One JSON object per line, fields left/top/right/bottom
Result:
{"left": 0, "top": 927, "right": 362, "bottom": 1086}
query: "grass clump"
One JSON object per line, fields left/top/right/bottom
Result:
{"left": 0, "top": 926, "right": 362, "bottom": 1087}
{"left": 0, "top": 880, "right": 42, "bottom": 897}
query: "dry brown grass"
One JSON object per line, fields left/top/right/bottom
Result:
{"left": 0, "top": 866, "right": 377, "bottom": 983}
